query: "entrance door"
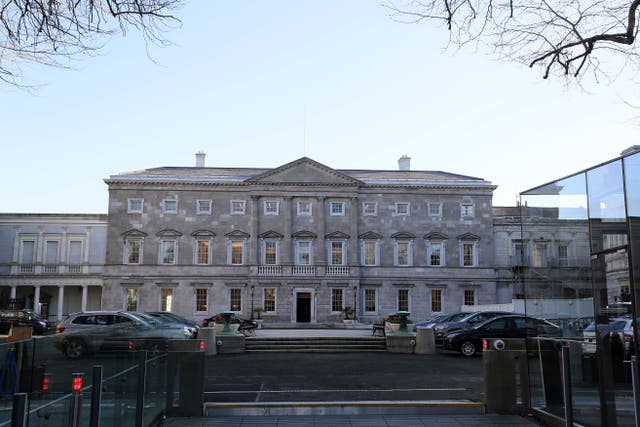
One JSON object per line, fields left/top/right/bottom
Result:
{"left": 296, "top": 292, "right": 311, "bottom": 323}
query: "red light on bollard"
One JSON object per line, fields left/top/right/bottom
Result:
{"left": 42, "top": 376, "right": 50, "bottom": 391}
{"left": 483, "top": 339, "right": 488, "bottom": 351}
{"left": 128, "top": 341, "right": 133, "bottom": 351}
{"left": 199, "top": 340, "right": 205, "bottom": 350}
{"left": 72, "top": 374, "right": 83, "bottom": 392}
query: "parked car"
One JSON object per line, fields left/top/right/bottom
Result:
{"left": 432, "top": 312, "right": 477, "bottom": 344}
{"left": 442, "top": 315, "right": 562, "bottom": 357}
{"left": 54, "top": 311, "right": 191, "bottom": 359}
{"left": 412, "top": 314, "right": 450, "bottom": 331}
{"left": 145, "top": 311, "right": 199, "bottom": 338}
{"left": 0, "top": 309, "right": 51, "bottom": 334}
{"left": 436, "top": 311, "right": 513, "bottom": 341}
{"left": 582, "top": 317, "right": 631, "bottom": 355}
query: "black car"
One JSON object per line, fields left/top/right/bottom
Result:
{"left": 435, "top": 311, "right": 513, "bottom": 343}
{"left": 442, "top": 315, "right": 562, "bottom": 357}
{"left": 0, "top": 309, "right": 50, "bottom": 334}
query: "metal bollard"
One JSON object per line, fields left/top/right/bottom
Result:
{"left": 69, "top": 372, "right": 84, "bottom": 427}
{"left": 90, "top": 365, "right": 103, "bottom": 427}
{"left": 135, "top": 351, "right": 148, "bottom": 427}
{"left": 560, "top": 345, "right": 573, "bottom": 427}
{"left": 11, "top": 392, "right": 28, "bottom": 427}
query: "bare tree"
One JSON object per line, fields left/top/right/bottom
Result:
{"left": 0, "top": 0, "right": 182, "bottom": 86}
{"left": 385, "top": 1, "right": 640, "bottom": 81}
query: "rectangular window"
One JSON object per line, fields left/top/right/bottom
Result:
{"left": 126, "top": 240, "right": 141, "bottom": 264}
{"left": 330, "top": 242, "right": 344, "bottom": 265}
{"left": 44, "top": 241, "right": 59, "bottom": 264}
{"left": 230, "top": 288, "right": 242, "bottom": 312}
{"left": 396, "top": 242, "right": 409, "bottom": 266}
{"left": 126, "top": 288, "right": 138, "bottom": 311}
{"left": 297, "top": 201, "right": 312, "bottom": 216}
{"left": 331, "top": 289, "right": 343, "bottom": 312}
{"left": 231, "top": 200, "right": 246, "bottom": 215}
{"left": 461, "top": 202, "right": 474, "bottom": 217}
{"left": 264, "top": 201, "right": 279, "bottom": 215}
{"left": 330, "top": 202, "right": 345, "bottom": 216}
{"left": 363, "top": 202, "right": 377, "bottom": 216}
{"left": 231, "top": 241, "right": 244, "bottom": 265}
{"left": 20, "top": 241, "right": 35, "bottom": 264}
{"left": 68, "top": 241, "right": 83, "bottom": 265}
{"left": 264, "top": 241, "right": 277, "bottom": 265}
{"left": 533, "top": 244, "right": 548, "bottom": 267}
{"left": 296, "top": 241, "right": 311, "bottom": 265}
{"left": 161, "top": 288, "right": 173, "bottom": 312}
{"left": 428, "top": 203, "right": 442, "bottom": 217}
{"left": 264, "top": 288, "right": 276, "bottom": 312}
{"left": 195, "top": 288, "right": 208, "bottom": 312}
{"left": 464, "top": 289, "right": 475, "bottom": 306}
{"left": 128, "top": 199, "right": 143, "bottom": 213}
{"left": 163, "top": 199, "right": 178, "bottom": 213}
{"left": 161, "top": 241, "right": 175, "bottom": 264}
{"left": 197, "top": 200, "right": 212, "bottom": 214}
{"left": 364, "top": 289, "right": 376, "bottom": 313}
{"left": 197, "top": 241, "right": 210, "bottom": 265}
{"left": 395, "top": 202, "right": 410, "bottom": 215}
{"left": 431, "top": 289, "right": 442, "bottom": 312}
{"left": 363, "top": 241, "right": 377, "bottom": 266}
{"left": 428, "top": 242, "right": 443, "bottom": 266}
{"left": 463, "top": 243, "right": 475, "bottom": 267}
{"left": 558, "top": 244, "right": 569, "bottom": 267}
{"left": 398, "top": 289, "right": 409, "bottom": 312}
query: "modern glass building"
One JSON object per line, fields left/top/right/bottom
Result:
{"left": 520, "top": 146, "right": 640, "bottom": 426}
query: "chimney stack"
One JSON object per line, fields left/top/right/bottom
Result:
{"left": 398, "top": 155, "right": 411, "bottom": 171}
{"left": 195, "top": 151, "right": 207, "bottom": 168}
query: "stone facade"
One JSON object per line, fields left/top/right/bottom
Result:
{"left": 101, "top": 156, "right": 498, "bottom": 324}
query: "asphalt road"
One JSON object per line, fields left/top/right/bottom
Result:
{"left": 204, "top": 351, "right": 484, "bottom": 403}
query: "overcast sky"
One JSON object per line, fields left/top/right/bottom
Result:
{"left": 2, "top": 1, "right": 638, "bottom": 213}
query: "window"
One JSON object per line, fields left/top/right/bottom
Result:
{"left": 195, "top": 288, "right": 208, "bottom": 312}
{"left": 427, "top": 241, "right": 444, "bottom": 266}
{"left": 264, "top": 288, "right": 276, "bottom": 312}
{"left": 533, "top": 244, "right": 548, "bottom": 267}
{"left": 461, "top": 202, "right": 474, "bottom": 218}
{"left": 330, "top": 241, "right": 345, "bottom": 265}
{"left": 331, "top": 289, "right": 343, "bottom": 312}
{"left": 230, "top": 200, "right": 246, "bottom": 215}
{"left": 297, "top": 201, "right": 312, "bottom": 216}
{"left": 462, "top": 242, "right": 476, "bottom": 267}
{"left": 124, "top": 239, "right": 142, "bottom": 264}
{"left": 558, "top": 244, "right": 569, "bottom": 267}
{"left": 428, "top": 203, "right": 442, "bottom": 217}
{"left": 68, "top": 241, "right": 83, "bottom": 265}
{"left": 395, "top": 202, "right": 410, "bottom": 216}
{"left": 196, "top": 241, "right": 210, "bottom": 265}
{"left": 230, "top": 288, "right": 242, "bottom": 312}
{"left": 364, "top": 289, "right": 377, "bottom": 313}
{"left": 160, "top": 240, "right": 176, "bottom": 264}
{"left": 398, "top": 289, "right": 409, "bottom": 312}
{"left": 128, "top": 199, "right": 143, "bottom": 213}
{"left": 230, "top": 241, "right": 244, "bottom": 265}
{"left": 20, "top": 240, "right": 35, "bottom": 265}
{"left": 264, "top": 200, "right": 279, "bottom": 215}
{"left": 161, "top": 288, "right": 173, "bottom": 312}
{"left": 362, "top": 240, "right": 378, "bottom": 266}
{"left": 44, "top": 241, "right": 59, "bottom": 265}
{"left": 125, "top": 288, "right": 138, "bottom": 311}
{"left": 363, "top": 202, "right": 377, "bottom": 216}
{"left": 395, "top": 241, "right": 412, "bottom": 266}
{"left": 330, "top": 202, "right": 345, "bottom": 216}
{"left": 431, "top": 289, "right": 442, "bottom": 312}
{"left": 264, "top": 241, "right": 278, "bottom": 265}
{"left": 197, "top": 200, "right": 212, "bottom": 214}
{"left": 464, "top": 289, "right": 475, "bottom": 306}
{"left": 296, "top": 241, "right": 312, "bottom": 265}
{"left": 163, "top": 199, "right": 178, "bottom": 213}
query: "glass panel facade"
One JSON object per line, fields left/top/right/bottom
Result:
{"left": 520, "top": 151, "right": 640, "bottom": 426}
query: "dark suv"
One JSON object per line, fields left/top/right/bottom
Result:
{"left": 0, "top": 309, "right": 50, "bottom": 334}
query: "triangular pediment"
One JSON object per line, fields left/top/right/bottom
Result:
{"left": 225, "top": 230, "right": 250, "bottom": 239}
{"left": 424, "top": 232, "right": 448, "bottom": 240}
{"left": 391, "top": 231, "right": 416, "bottom": 240}
{"left": 191, "top": 229, "right": 216, "bottom": 237}
{"left": 157, "top": 229, "right": 182, "bottom": 237}
{"left": 359, "top": 231, "right": 382, "bottom": 240}
{"left": 325, "top": 231, "right": 350, "bottom": 239}
{"left": 457, "top": 232, "right": 480, "bottom": 240}
{"left": 121, "top": 229, "right": 147, "bottom": 238}
{"left": 246, "top": 157, "right": 362, "bottom": 186}
{"left": 291, "top": 230, "right": 317, "bottom": 239}
{"left": 259, "top": 230, "right": 284, "bottom": 239}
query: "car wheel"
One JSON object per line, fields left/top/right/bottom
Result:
{"left": 64, "top": 339, "right": 85, "bottom": 360}
{"left": 460, "top": 341, "right": 476, "bottom": 357}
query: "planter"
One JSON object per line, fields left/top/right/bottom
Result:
{"left": 385, "top": 321, "right": 400, "bottom": 334}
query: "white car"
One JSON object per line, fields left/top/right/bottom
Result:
{"left": 582, "top": 317, "right": 630, "bottom": 354}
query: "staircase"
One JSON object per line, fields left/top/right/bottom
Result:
{"left": 245, "top": 336, "right": 386, "bottom": 353}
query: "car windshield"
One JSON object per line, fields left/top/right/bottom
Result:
{"left": 448, "top": 312, "right": 474, "bottom": 322}
{"left": 126, "top": 313, "right": 155, "bottom": 328}
{"left": 24, "top": 310, "right": 41, "bottom": 320}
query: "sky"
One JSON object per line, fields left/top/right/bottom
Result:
{"left": 1, "top": 1, "right": 638, "bottom": 213}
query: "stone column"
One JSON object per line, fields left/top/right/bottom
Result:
{"left": 35, "top": 227, "right": 44, "bottom": 273}
{"left": 57, "top": 286, "right": 65, "bottom": 321}
{"left": 84, "top": 227, "right": 91, "bottom": 273}
{"left": 316, "top": 197, "right": 326, "bottom": 266}
{"left": 10, "top": 286, "right": 16, "bottom": 299}
{"left": 283, "top": 197, "right": 292, "bottom": 265}
{"left": 350, "top": 197, "right": 359, "bottom": 265}
{"left": 12, "top": 227, "right": 20, "bottom": 264}
{"left": 249, "top": 196, "right": 259, "bottom": 266}
{"left": 60, "top": 227, "right": 68, "bottom": 273}
{"left": 81, "top": 285, "right": 88, "bottom": 311}
{"left": 33, "top": 286, "right": 41, "bottom": 314}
